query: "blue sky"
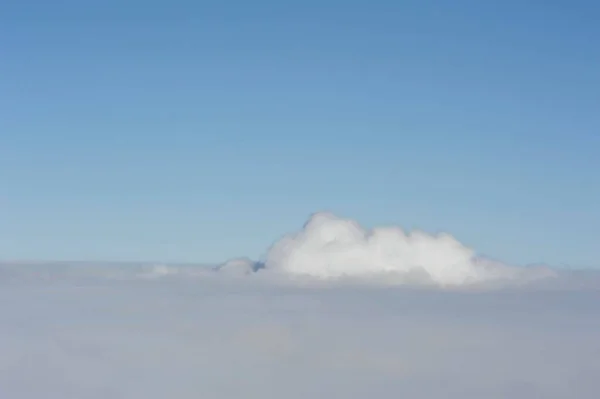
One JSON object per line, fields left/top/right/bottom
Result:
{"left": 1, "top": 0, "right": 599, "bottom": 267}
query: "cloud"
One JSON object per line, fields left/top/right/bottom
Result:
{"left": 218, "top": 212, "right": 555, "bottom": 287}
{"left": 215, "top": 257, "right": 262, "bottom": 276}
{"left": 0, "top": 263, "right": 599, "bottom": 398}
{"left": 0, "top": 215, "right": 593, "bottom": 397}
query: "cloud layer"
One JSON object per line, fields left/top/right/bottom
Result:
{"left": 0, "top": 262, "right": 598, "bottom": 398}
{"left": 220, "top": 212, "right": 554, "bottom": 287}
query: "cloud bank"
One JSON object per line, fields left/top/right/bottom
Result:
{"left": 219, "top": 212, "right": 554, "bottom": 287}
{"left": 0, "top": 215, "right": 593, "bottom": 398}
{"left": 0, "top": 263, "right": 598, "bottom": 399}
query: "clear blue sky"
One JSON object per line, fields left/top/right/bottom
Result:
{"left": 1, "top": 0, "right": 599, "bottom": 267}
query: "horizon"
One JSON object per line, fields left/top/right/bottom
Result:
{"left": 2, "top": 3, "right": 600, "bottom": 396}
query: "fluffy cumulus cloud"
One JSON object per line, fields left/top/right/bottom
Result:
{"left": 220, "top": 212, "right": 554, "bottom": 287}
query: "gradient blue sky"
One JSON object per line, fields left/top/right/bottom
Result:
{"left": 1, "top": 0, "right": 599, "bottom": 267}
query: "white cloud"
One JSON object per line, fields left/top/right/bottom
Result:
{"left": 220, "top": 212, "right": 555, "bottom": 287}
{"left": 0, "top": 214, "right": 595, "bottom": 397}
{"left": 0, "top": 261, "right": 599, "bottom": 398}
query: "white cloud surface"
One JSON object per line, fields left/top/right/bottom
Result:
{"left": 0, "top": 213, "right": 596, "bottom": 398}
{"left": 0, "top": 260, "right": 599, "bottom": 398}
{"left": 220, "top": 212, "right": 555, "bottom": 287}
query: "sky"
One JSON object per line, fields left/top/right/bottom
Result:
{"left": 1, "top": 262, "right": 599, "bottom": 398}
{"left": 1, "top": 0, "right": 599, "bottom": 267}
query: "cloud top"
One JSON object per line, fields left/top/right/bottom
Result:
{"left": 252, "top": 212, "right": 554, "bottom": 287}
